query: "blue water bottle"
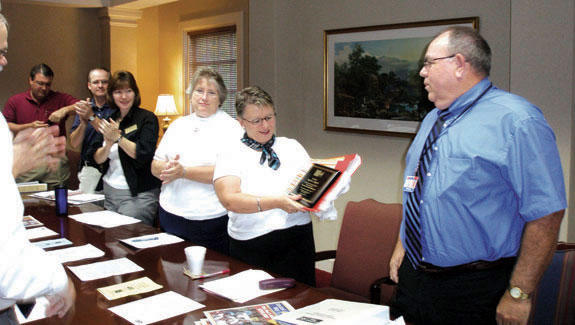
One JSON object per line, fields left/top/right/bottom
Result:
{"left": 54, "top": 186, "right": 68, "bottom": 216}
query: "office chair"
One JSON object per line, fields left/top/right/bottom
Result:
{"left": 529, "top": 242, "right": 575, "bottom": 325}
{"left": 315, "top": 199, "right": 402, "bottom": 305}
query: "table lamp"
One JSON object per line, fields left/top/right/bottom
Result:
{"left": 155, "top": 94, "right": 178, "bottom": 132}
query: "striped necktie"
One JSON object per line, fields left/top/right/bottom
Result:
{"left": 404, "top": 112, "right": 447, "bottom": 269}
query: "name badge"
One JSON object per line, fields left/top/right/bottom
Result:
{"left": 124, "top": 124, "right": 138, "bottom": 134}
{"left": 403, "top": 176, "right": 418, "bottom": 192}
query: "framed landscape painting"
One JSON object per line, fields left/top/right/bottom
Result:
{"left": 323, "top": 17, "right": 478, "bottom": 136}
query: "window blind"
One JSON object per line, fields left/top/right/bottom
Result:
{"left": 186, "top": 26, "right": 237, "bottom": 118}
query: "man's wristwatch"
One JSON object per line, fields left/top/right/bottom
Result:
{"left": 509, "top": 286, "right": 530, "bottom": 300}
{"left": 88, "top": 114, "right": 96, "bottom": 122}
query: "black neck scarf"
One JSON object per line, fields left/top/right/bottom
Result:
{"left": 241, "top": 133, "right": 280, "bottom": 170}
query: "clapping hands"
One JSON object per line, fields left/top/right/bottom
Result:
{"left": 158, "top": 154, "right": 184, "bottom": 184}
{"left": 98, "top": 118, "right": 121, "bottom": 144}
{"left": 12, "top": 125, "right": 66, "bottom": 177}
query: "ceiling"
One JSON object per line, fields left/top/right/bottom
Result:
{"left": 3, "top": 0, "right": 178, "bottom": 9}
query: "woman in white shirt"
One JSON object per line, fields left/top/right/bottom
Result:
{"left": 214, "top": 86, "right": 315, "bottom": 285}
{"left": 152, "top": 68, "right": 242, "bottom": 255}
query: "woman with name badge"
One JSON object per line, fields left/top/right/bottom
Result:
{"left": 87, "top": 70, "right": 161, "bottom": 226}
{"left": 151, "top": 68, "right": 243, "bottom": 255}
{"left": 214, "top": 86, "right": 315, "bottom": 286}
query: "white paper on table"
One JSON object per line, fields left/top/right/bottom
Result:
{"left": 29, "top": 190, "right": 104, "bottom": 204}
{"left": 199, "top": 269, "right": 283, "bottom": 303}
{"left": 274, "top": 299, "right": 405, "bottom": 325}
{"left": 108, "top": 291, "right": 205, "bottom": 325}
{"left": 69, "top": 210, "right": 140, "bottom": 228}
{"left": 25, "top": 226, "right": 58, "bottom": 240}
{"left": 46, "top": 244, "right": 105, "bottom": 263}
{"left": 33, "top": 238, "right": 73, "bottom": 250}
{"left": 120, "top": 232, "right": 184, "bottom": 249}
{"left": 15, "top": 296, "right": 49, "bottom": 323}
{"left": 67, "top": 257, "right": 143, "bottom": 281}
{"left": 67, "top": 193, "right": 105, "bottom": 205}
{"left": 29, "top": 190, "right": 54, "bottom": 200}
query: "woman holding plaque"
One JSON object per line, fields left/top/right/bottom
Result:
{"left": 214, "top": 86, "right": 315, "bottom": 286}
{"left": 87, "top": 70, "right": 161, "bottom": 226}
{"left": 151, "top": 68, "right": 242, "bottom": 255}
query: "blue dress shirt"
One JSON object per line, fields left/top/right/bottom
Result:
{"left": 401, "top": 78, "right": 566, "bottom": 267}
{"left": 71, "top": 100, "right": 116, "bottom": 168}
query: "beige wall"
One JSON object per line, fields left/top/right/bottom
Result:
{"left": 111, "top": 26, "right": 139, "bottom": 80}
{"left": 136, "top": 6, "right": 159, "bottom": 113}
{"left": 509, "top": 0, "right": 574, "bottom": 240}
{"left": 249, "top": 0, "right": 574, "bottom": 252}
{"left": 0, "top": 3, "right": 105, "bottom": 106}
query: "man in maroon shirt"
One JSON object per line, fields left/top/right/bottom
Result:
{"left": 3, "top": 63, "right": 78, "bottom": 188}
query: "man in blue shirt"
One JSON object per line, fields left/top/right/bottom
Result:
{"left": 70, "top": 68, "right": 115, "bottom": 191}
{"left": 389, "top": 27, "right": 566, "bottom": 324}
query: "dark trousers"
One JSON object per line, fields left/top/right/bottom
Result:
{"left": 0, "top": 307, "right": 17, "bottom": 325}
{"left": 230, "top": 223, "right": 316, "bottom": 286}
{"left": 390, "top": 258, "right": 514, "bottom": 325}
{"left": 159, "top": 206, "right": 230, "bottom": 255}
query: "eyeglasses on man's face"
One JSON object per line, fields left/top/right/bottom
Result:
{"left": 242, "top": 113, "right": 276, "bottom": 125}
{"left": 33, "top": 80, "right": 52, "bottom": 88}
{"left": 0, "top": 48, "right": 7, "bottom": 58}
{"left": 90, "top": 80, "right": 109, "bottom": 86}
{"left": 422, "top": 54, "right": 456, "bottom": 68}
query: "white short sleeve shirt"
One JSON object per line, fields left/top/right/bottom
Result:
{"left": 214, "top": 137, "right": 312, "bottom": 240}
{"left": 155, "top": 110, "right": 243, "bottom": 219}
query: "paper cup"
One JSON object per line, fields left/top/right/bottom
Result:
{"left": 185, "top": 246, "right": 206, "bottom": 276}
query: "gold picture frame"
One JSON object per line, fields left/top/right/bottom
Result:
{"left": 323, "top": 17, "right": 479, "bottom": 136}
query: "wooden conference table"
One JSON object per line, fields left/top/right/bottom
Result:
{"left": 23, "top": 196, "right": 332, "bottom": 324}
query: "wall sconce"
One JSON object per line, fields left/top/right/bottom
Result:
{"left": 155, "top": 94, "right": 178, "bottom": 132}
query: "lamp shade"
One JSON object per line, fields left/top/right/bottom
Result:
{"left": 155, "top": 94, "right": 178, "bottom": 116}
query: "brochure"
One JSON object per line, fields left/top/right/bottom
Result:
{"left": 204, "top": 301, "right": 294, "bottom": 325}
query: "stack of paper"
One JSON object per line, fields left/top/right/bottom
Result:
{"left": 199, "top": 269, "right": 284, "bottom": 303}
{"left": 67, "top": 257, "right": 143, "bottom": 281}
{"left": 274, "top": 299, "right": 405, "bottom": 325}
{"left": 121, "top": 233, "right": 184, "bottom": 249}
{"left": 17, "top": 181, "right": 47, "bottom": 193}
{"left": 109, "top": 291, "right": 205, "bottom": 325}
{"left": 46, "top": 244, "right": 105, "bottom": 263}
{"left": 69, "top": 210, "right": 140, "bottom": 228}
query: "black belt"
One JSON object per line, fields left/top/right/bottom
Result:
{"left": 418, "top": 257, "right": 517, "bottom": 274}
